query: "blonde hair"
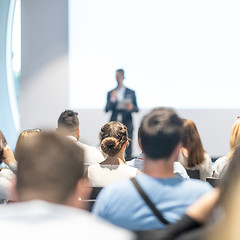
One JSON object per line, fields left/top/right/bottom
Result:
{"left": 14, "top": 130, "right": 41, "bottom": 160}
{"left": 209, "top": 145, "right": 240, "bottom": 240}
{"left": 227, "top": 119, "right": 240, "bottom": 160}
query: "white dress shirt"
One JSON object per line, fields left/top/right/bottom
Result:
{"left": 67, "top": 136, "right": 104, "bottom": 170}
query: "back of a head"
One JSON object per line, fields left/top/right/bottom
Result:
{"left": 220, "top": 145, "right": 240, "bottom": 207}
{"left": 0, "top": 130, "right": 7, "bottom": 163}
{"left": 182, "top": 119, "right": 205, "bottom": 167}
{"left": 16, "top": 132, "right": 84, "bottom": 204}
{"left": 139, "top": 108, "right": 183, "bottom": 160}
{"left": 228, "top": 118, "right": 240, "bottom": 159}
{"left": 100, "top": 121, "right": 128, "bottom": 157}
{"left": 14, "top": 130, "right": 41, "bottom": 160}
{"left": 57, "top": 110, "right": 79, "bottom": 135}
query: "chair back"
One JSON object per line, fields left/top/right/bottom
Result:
{"left": 206, "top": 177, "right": 220, "bottom": 188}
{"left": 186, "top": 169, "right": 200, "bottom": 179}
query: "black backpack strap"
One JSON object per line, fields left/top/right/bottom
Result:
{"left": 131, "top": 178, "right": 170, "bottom": 225}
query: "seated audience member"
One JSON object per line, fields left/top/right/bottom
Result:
{"left": 0, "top": 132, "right": 134, "bottom": 240}
{"left": 212, "top": 118, "right": 240, "bottom": 178}
{"left": 209, "top": 145, "right": 240, "bottom": 240}
{"left": 127, "top": 128, "right": 189, "bottom": 179}
{"left": 137, "top": 189, "right": 220, "bottom": 240}
{"left": 0, "top": 131, "right": 17, "bottom": 202}
{"left": 0, "top": 129, "right": 40, "bottom": 203}
{"left": 149, "top": 145, "right": 240, "bottom": 240}
{"left": 93, "top": 108, "right": 212, "bottom": 231}
{"left": 14, "top": 129, "right": 41, "bottom": 165}
{"left": 178, "top": 119, "right": 212, "bottom": 181}
{"left": 57, "top": 110, "right": 104, "bottom": 168}
{"left": 86, "top": 121, "right": 140, "bottom": 187}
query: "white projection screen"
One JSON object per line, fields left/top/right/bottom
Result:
{"left": 69, "top": 0, "right": 240, "bottom": 110}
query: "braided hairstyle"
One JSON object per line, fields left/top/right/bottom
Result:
{"left": 100, "top": 121, "right": 128, "bottom": 157}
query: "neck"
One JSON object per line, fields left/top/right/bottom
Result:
{"left": 117, "top": 83, "right": 124, "bottom": 89}
{"left": 143, "top": 157, "right": 175, "bottom": 178}
{"left": 102, "top": 151, "right": 126, "bottom": 165}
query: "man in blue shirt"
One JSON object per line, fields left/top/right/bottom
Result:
{"left": 93, "top": 108, "right": 212, "bottom": 231}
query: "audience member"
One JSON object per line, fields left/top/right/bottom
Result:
{"left": 178, "top": 119, "right": 212, "bottom": 181}
{"left": 0, "top": 132, "right": 134, "bottom": 240}
{"left": 0, "top": 129, "right": 41, "bottom": 203}
{"left": 14, "top": 129, "right": 41, "bottom": 166}
{"left": 137, "top": 143, "right": 240, "bottom": 240}
{"left": 127, "top": 127, "right": 189, "bottom": 179}
{"left": 86, "top": 121, "right": 140, "bottom": 187}
{"left": 209, "top": 145, "right": 240, "bottom": 240}
{"left": 0, "top": 131, "right": 17, "bottom": 202}
{"left": 93, "top": 108, "right": 212, "bottom": 230}
{"left": 137, "top": 189, "right": 220, "bottom": 240}
{"left": 57, "top": 110, "right": 104, "bottom": 169}
{"left": 212, "top": 118, "right": 240, "bottom": 178}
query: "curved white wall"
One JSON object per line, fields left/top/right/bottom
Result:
{"left": 0, "top": 0, "right": 19, "bottom": 149}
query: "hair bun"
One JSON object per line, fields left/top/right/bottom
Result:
{"left": 101, "top": 137, "right": 121, "bottom": 156}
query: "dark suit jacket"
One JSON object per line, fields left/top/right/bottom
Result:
{"left": 105, "top": 87, "right": 139, "bottom": 132}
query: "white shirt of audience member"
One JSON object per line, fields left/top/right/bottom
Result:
{"left": 0, "top": 200, "right": 135, "bottom": 240}
{"left": 178, "top": 150, "right": 212, "bottom": 181}
{"left": 127, "top": 153, "right": 189, "bottom": 179}
{"left": 67, "top": 136, "right": 104, "bottom": 168}
{"left": 87, "top": 163, "right": 138, "bottom": 187}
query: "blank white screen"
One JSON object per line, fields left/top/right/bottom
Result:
{"left": 69, "top": 0, "right": 240, "bottom": 109}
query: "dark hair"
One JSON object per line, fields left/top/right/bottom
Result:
{"left": 182, "top": 119, "right": 205, "bottom": 167}
{"left": 0, "top": 131, "right": 7, "bottom": 163}
{"left": 139, "top": 108, "right": 183, "bottom": 160}
{"left": 100, "top": 121, "right": 128, "bottom": 157}
{"left": 116, "top": 69, "right": 125, "bottom": 76}
{"left": 58, "top": 110, "right": 79, "bottom": 132}
{"left": 16, "top": 132, "right": 84, "bottom": 204}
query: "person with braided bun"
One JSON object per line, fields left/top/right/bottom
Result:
{"left": 86, "top": 121, "right": 140, "bottom": 187}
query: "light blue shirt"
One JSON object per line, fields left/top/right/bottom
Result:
{"left": 93, "top": 173, "right": 212, "bottom": 231}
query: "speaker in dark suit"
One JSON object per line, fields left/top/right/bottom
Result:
{"left": 105, "top": 69, "right": 139, "bottom": 160}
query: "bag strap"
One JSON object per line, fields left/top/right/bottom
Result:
{"left": 131, "top": 178, "right": 170, "bottom": 225}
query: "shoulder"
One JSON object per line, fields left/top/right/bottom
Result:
{"left": 125, "top": 87, "right": 136, "bottom": 94}
{"left": 174, "top": 161, "right": 185, "bottom": 169}
{"left": 126, "top": 159, "right": 135, "bottom": 167}
{"left": 0, "top": 201, "right": 134, "bottom": 240}
{"left": 88, "top": 163, "right": 101, "bottom": 170}
{"left": 204, "top": 153, "right": 212, "bottom": 162}
{"left": 215, "top": 156, "right": 228, "bottom": 163}
{"left": 182, "top": 178, "right": 213, "bottom": 193}
{"left": 0, "top": 169, "right": 15, "bottom": 180}
{"left": 107, "top": 88, "right": 117, "bottom": 94}
{"left": 77, "top": 142, "right": 104, "bottom": 160}
{"left": 213, "top": 156, "right": 228, "bottom": 168}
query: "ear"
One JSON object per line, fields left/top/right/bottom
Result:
{"left": 70, "top": 178, "right": 91, "bottom": 209}
{"left": 172, "top": 143, "right": 182, "bottom": 161}
{"left": 124, "top": 140, "right": 129, "bottom": 150}
{"left": 77, "top": 128, "right": 80, "bottom": 139}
